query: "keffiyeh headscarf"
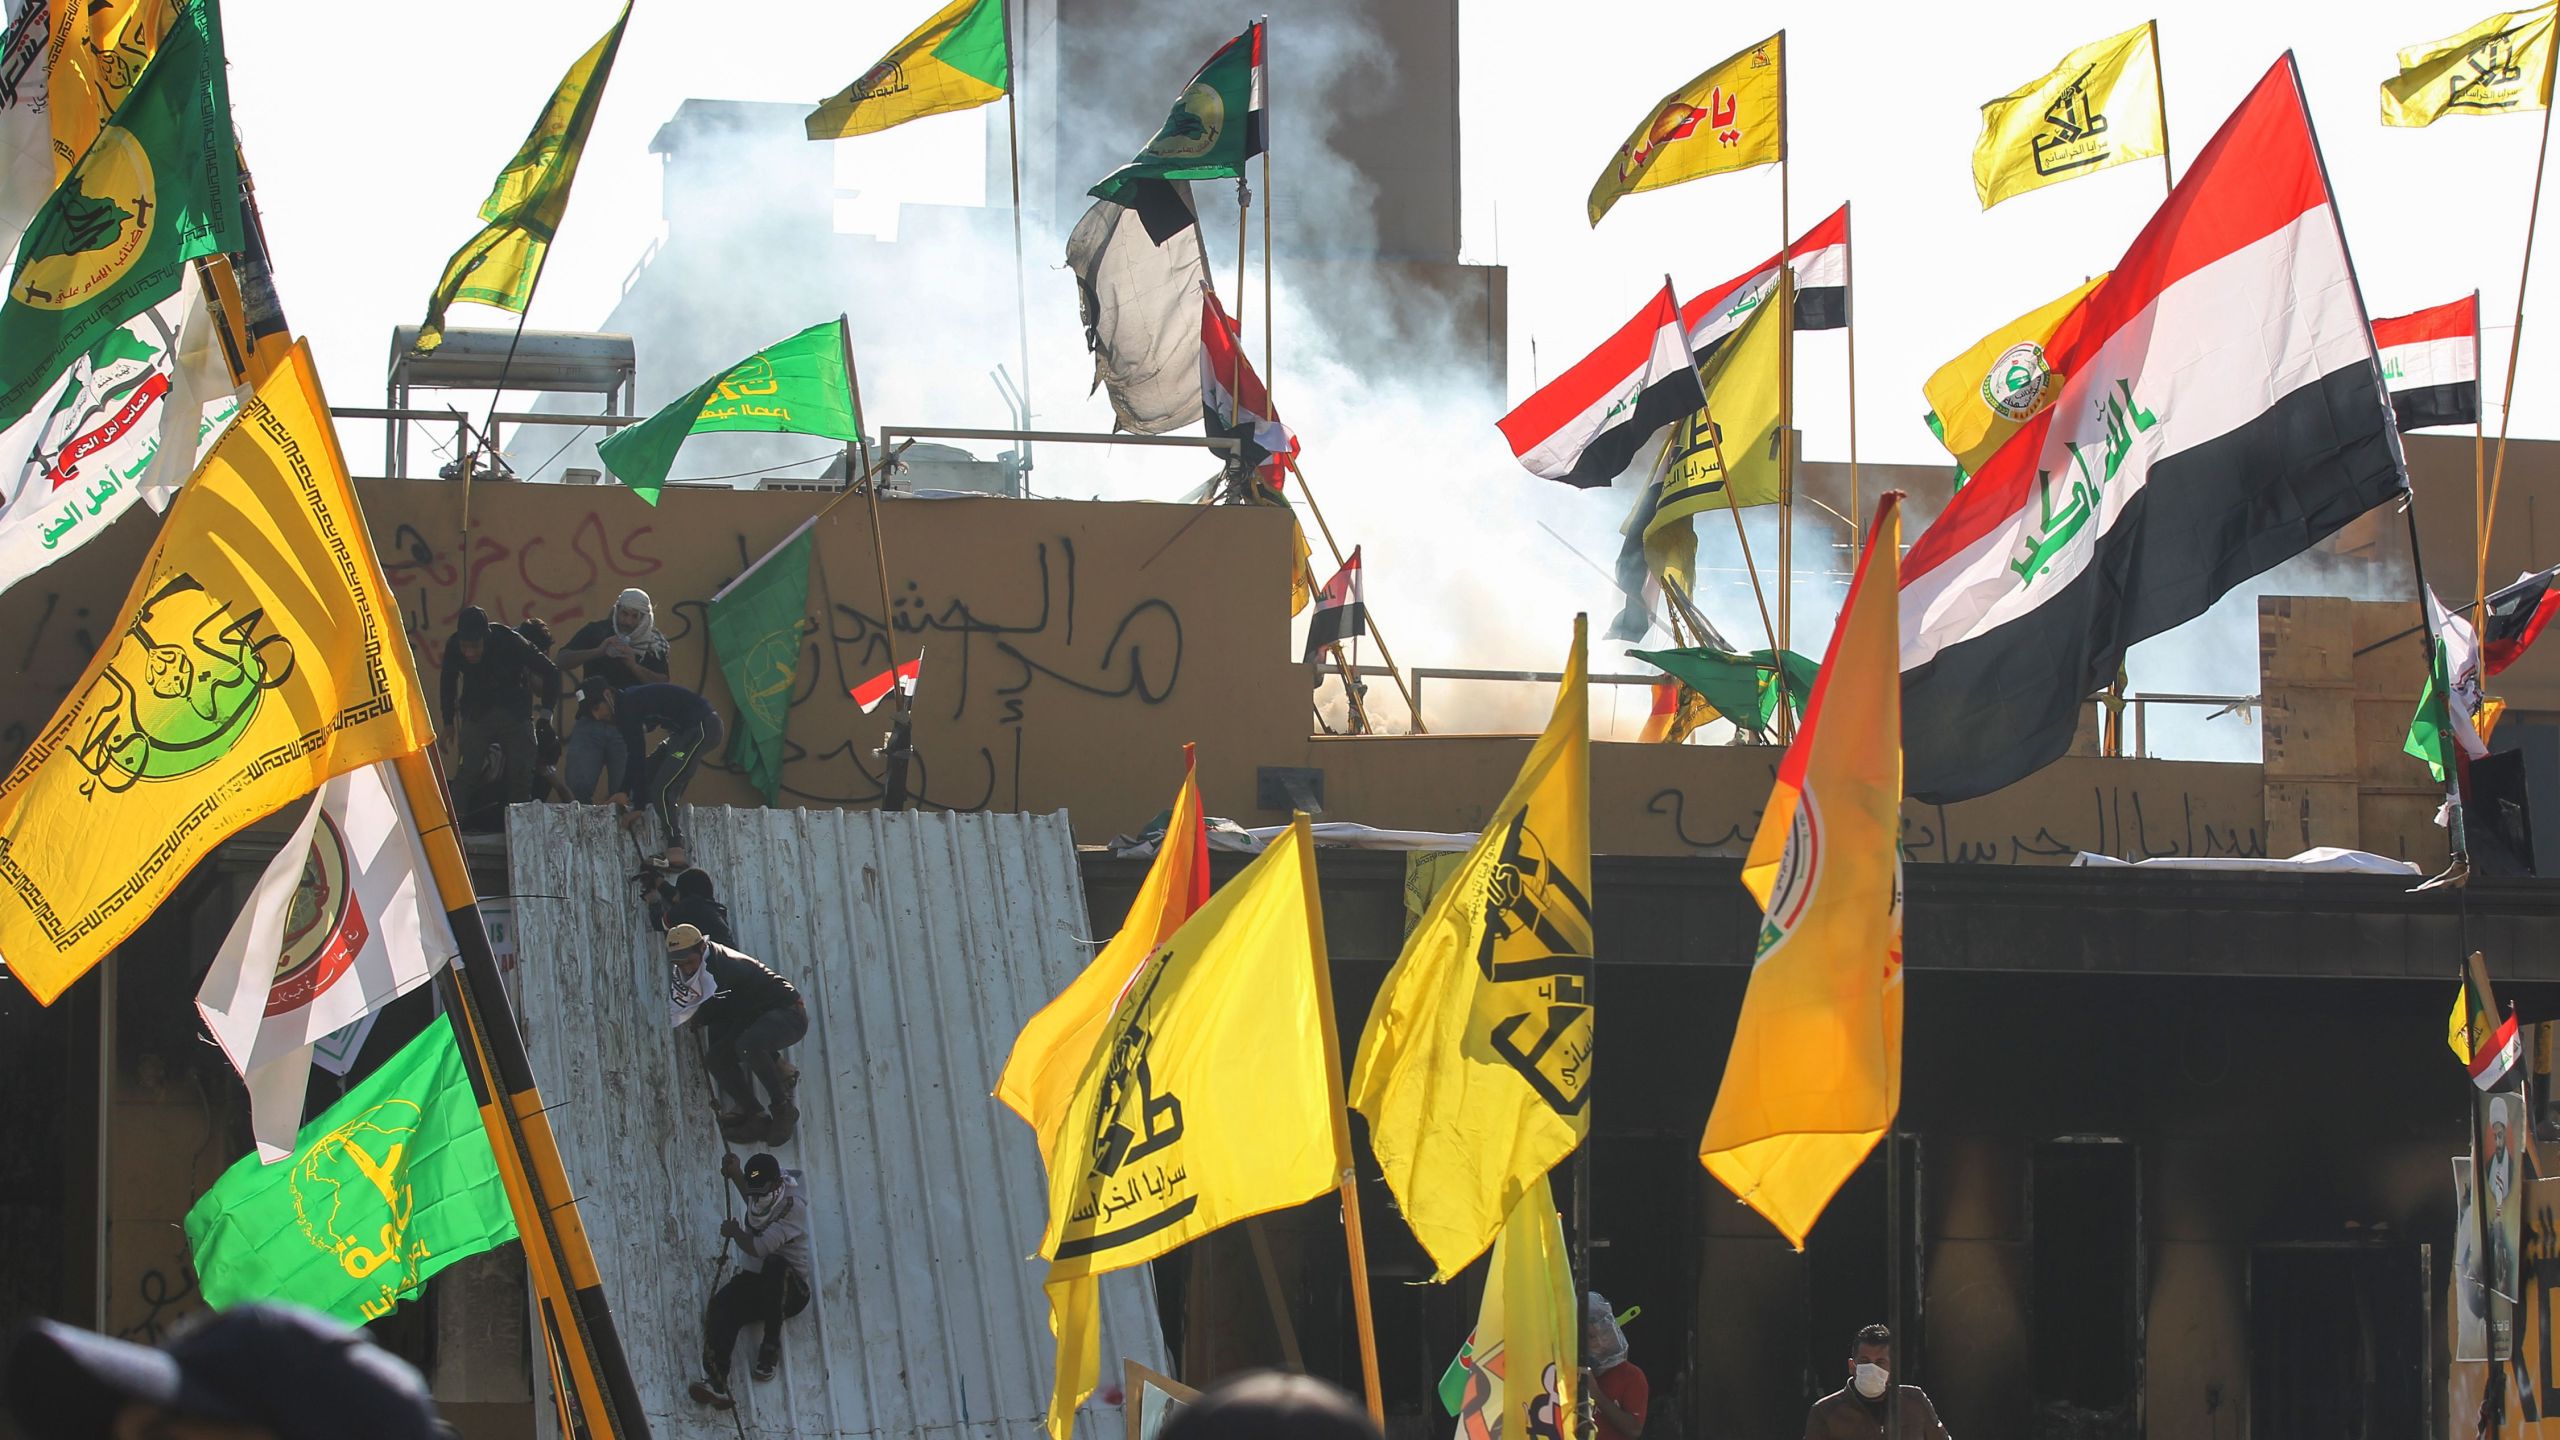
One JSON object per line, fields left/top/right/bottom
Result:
{"left": 1585, "top": 1292, "right": 1629, "bottom": 1370}
{"left": 614, "top": 587, "right": 669, "bottom": 661}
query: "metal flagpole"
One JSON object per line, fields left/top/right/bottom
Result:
{"left": 2477, "top": 288, "right": 2491, "bottom": 632}
{"left": 2482, "top": 64, "right": 2560, "bottom": 623}
{"left": 1774, "top": 30, "right": 1796, "bottom": 741}
{"left": 1002, "top": 0, "right": 1035, "bottom": 497}
{"left": 836, "top": 313, "right": 916, "bottom": 809}
{"left": 1233, "top": 176, "right": 1251, "bottom": 497}
{"left": 2150, "top": 19, "right": 2174, "bottom": 197}
{"left": 1262, "top": 14, "right": 1275, "bottom": 401}
{"left": 1843, "top": 202, "right": 1862, "bottom": 552}
{"left": 1294, "top": 813, "right": 1386, "bottom": 1425}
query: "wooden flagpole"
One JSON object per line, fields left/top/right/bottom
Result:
{"left": 2150, "top": 19, "right": 2174, "bottom": 197}
{"left": 1262, "top": 14, "right": 1275, "bottom": 400}
{"left": 835, "top": 312, "right": 917, "bottom": 809}
{"left": 1286, "top": 459, "right": 1426, "bottom": 729}
{"left": 1843, "top": 202, "right": 1862, "bottom": 552}
{"left": 1774, "top": 29, "right": 1796, "bottom": 740}
{"left": 1002, "top": 0, "right": 1034, "bottom": 496}
{"left": 2477, "top": 288, "right": 2491, "bottom": 631}
{"left": 2482, "top": 65, "right": 2560, "bottom": 628}
{"left": 1233, "top": 177, "right": 1251, "bottom": 494}
{"left": 1293, "top": 811, "right": 1386, "bottom": 1426}
{"left": 1668, "top": 275, "right": 1783, "bottom": 671}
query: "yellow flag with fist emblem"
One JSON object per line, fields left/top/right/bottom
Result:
{"left": 0, "top": 342, "right": 431, "bottom": 1005}
{"left": 1350, "top": 617, "right": 1592, "bottom": 1281}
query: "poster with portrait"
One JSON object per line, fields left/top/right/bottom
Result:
{"left": 2456, "top": 1157, "right": 2487, "bottom": 1362}
{"left": 2483, "top": 1089, "right": 2529, "bottom": 1361}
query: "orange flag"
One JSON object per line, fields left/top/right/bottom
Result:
{"left": 996, "top": 743, "right": 1212, "bottom": 1153}
{"left": 1699, "top": 493, "right": 1904, "bottom": 1248}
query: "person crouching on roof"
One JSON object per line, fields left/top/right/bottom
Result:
{"left": 689, "top": 1152, "right": 812, "bottom": 1410}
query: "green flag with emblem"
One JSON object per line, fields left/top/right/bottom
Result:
{"left": 1088, "top": 22, "right": 1265, "bottom": 203}
{"left": 1632, "top": 646, "right": 1818, "bottom": 736}
{"left": 0, "top": 0, "right": 240, "bottom": 431}
{"left": 183, "top": 1015, "right": 518, "bottom": 1325}
{"left": 597, "top": 318, "right": 863, "bottom": 504}
{"left": 708, "top": 519, "right": 816, "bottom": 804}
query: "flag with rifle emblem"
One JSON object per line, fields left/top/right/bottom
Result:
{"left": 184, "top": 1015, "right": 517, "bottom": 1325}
{"left": 0, "top": 343, "right": 432, "bottom": 1006}
{"left": 1973, "top": 23, "right": 2166, "bottom": 210}
{"left": 2383, "top": 6, "right": 2558, "bottom": 127}
{"left": 1090, "top": 22, "right": 1265, "bottom": 203}
{"left": 806, "top": 0, "right": 1009, "bottom": 140}
{"left": 1701, "top": 495, "right": 1903, "bottom": 1250}
{"left": 1040, "top": 815, "right": 1336, "bottom": 1439}
{"left": 0, "top": 0, "right": 237, "bottom": 433}
{"left": 1648, "top": 289, "right": 1783, "bottom": 533}
{"left": 1351, "top": 619, "right": 1591, "bottom": 1280}
{"left": 414, "top": 2, "right": 629, "bottom": 352}
{"left": 1588, "top": 33, "right": 1782, "bottom": 226}
{"left": 708, "top": 519, "right": 816, "bottom": 804}
{"left": 597, "top": 318, "right": 862, "bottom": 504}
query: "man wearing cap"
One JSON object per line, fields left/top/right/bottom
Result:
{"left": 4, "top": 1301, "right": 443, "bottom": 1440}
{"left": 439, "top": 605, "right": 556, "bottom": 833}
{"left": 556, "top": 587, "right": 673, "bottom": 803}
{"left": 667, "top": 922, "right": 807, "bottom": 1145}
{"left": 690, "top": 1150, "right": 814, "bottom": 1409}
{"left": 581, "top": 678, "right": 724, "bottom": 861}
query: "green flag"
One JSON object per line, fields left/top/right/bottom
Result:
{"left": 414, "top": 2, "right": 630, "bottom": 353}
{"left": 1632, "top": 646, "right": 1818, "bottom": 735}
{"left": 1088, "top": 22, "right": 1265, "bottom": 203}
{"left": 184, "top": 1015, "right": 518, "bottom": 1326}
{"left": 598, "top": 318, "right": 863, "bottom": 504}
{"left": 806, "top": 0, "right": 1010, "bottom": 140}
{"left": 0, "top": 0, "right": 240, "bottom": 431}
{"left": 709, "top": 520, "right": 816, "bottom": 803}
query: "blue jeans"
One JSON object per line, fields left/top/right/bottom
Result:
{"left": 562, "top": 713, "right": 626, "bottom": 805}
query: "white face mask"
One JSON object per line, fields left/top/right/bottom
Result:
{"left": 1854, "top": 1363, "right": 1890, "bottom": 1400}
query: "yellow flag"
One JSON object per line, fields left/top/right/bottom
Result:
{"left": 1450, "top": 1180, "right": 1578, "bottom": 1440}
{"left": 997, "top": 745, "right": 1210, "bottom": 1155}
{"left": 1700, "top": 494, "right": 1903, "bottom": 1249}
{"left": 1588, "top": 33, "right": 1782, "bottom": 227}
{"left": 1919, "top": 274, "right": 2107, "bottom": 478}
{"left": 1973, "top": 23, "right": 2166, "bottom": 210}
{"left": 1349, "top": 619, "right": 1589, "bottom": 1281}
{"left": 31, "top": 0, "right": 183, "bottom": 179}
{"left": 415, "top": 3, "right": 631, "bottom": 352}
{"left": 1647, "top": 293, "right": 1782, "bottom": 543}
{"left": 807, "top": 0, "right": 1011, "bottom": 140}
{"left": 0, "top": 342, "right": 432, "bottom": 1005}
{"left": 1041, "top": 815, "right": 1340, "bottom": 1437}
{"left": 2383, "top": 6, "right": 2559, "bottom": 126}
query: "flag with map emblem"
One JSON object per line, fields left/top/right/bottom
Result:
{"left": 708, "top": 519, "right": 816, "bottom": 804}
{"left": 1350, "top": 618, "right": 1592, "bottom": 1280}
{"left": 184, "top": 1015, "right": 517, "bottom": 1325}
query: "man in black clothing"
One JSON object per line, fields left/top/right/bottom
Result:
{"left": 556, "top": 588, "right": 673, "bottom": 803}
{"left": 647, "top": 866, "right": 736, "bottom": 947}
{"left": 668, "top": 923, "right": 805, "bottom": 1145}
{"left": 583, "top": 679, "right": 724, "bottom": 858}
{"left": 440, "top": 607, "right": 557, "bottom": 833}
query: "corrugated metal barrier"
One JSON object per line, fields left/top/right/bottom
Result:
{"left": 507, "top": 803, "right": 1168, "bottom": 1440}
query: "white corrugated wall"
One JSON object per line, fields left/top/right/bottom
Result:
{"left": 507, "top": 803, "right": 1168, "bottom": 1440}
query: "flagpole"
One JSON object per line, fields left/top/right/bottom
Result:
{"left": 1671, "top": 274, "right": 1786, "bottom": 688}
{"left": 1002, "top": 0, "right": 1035, "bottom": 498}
{"left": 2482, "top": 64, "right": 2560, "bottom": 630}
{"left": 1292, "top": 812, "right": 1386, "bottom": 1425}
{"left": 1285, "top": 458, "right": 1427, "bottom": 729}
{"left": 837, "top": 312, "right": 915, "bottom": 809}
{"left": 1843, "top": 202, "right": 1862, "bottom": 552}
{"left": 1261, "top": 14, "right": 1275, "bottom": 403}
{"left": 1774, "top": 30, "right": 1796, "bottom": 742}
{"left": 2477, "top": 287, "right": 2491, "bottom": 633}
{"left": 2149, "top": 19, "right": 2173, "bottom": 197}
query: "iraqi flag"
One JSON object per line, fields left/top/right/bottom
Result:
{"left": 2484, "top": 564, "right": 2560, "bottom": 675}
{"left": 1498, "top": 284, "right": 1704, "bottom": 489}
{"left": 195, "top": 762, "right": 460, "bottom": 1161}
{"left": 1679, "top": 203, "right": 1852, "bottom": 363}
{"left": 853, "top": 652, "right": 924, "bottom": 712}
{"left": 1304, "top": 547, "right": 1366, "bottom": 663}
{"left": 1202, "top": 291, "right": 1298, "bottom": 490}
{"left": 1899, "top": 55, "right": 2406, "bottom": 805}
{"left": 2374, "top": 295, "right": 2480, "bottom": 432}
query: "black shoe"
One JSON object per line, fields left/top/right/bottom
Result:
{"left": 766, "top": 1100, "right": 799, "bottom": 1146}
{"left": 754, "top": 1344, "right": 780, "bottom": 1381}
{"left": 720, "top": 1109, "right": 769, "bottom": 1144}
{"left": 690, "top": 1377, "right": 734, "bottom": 1410}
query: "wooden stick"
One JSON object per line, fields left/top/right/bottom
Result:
{"left": 1667, "top": 274, "right": 1784, "bottom": 686}
{"left": 1284, "top": 457, "right": 1426, "bottom": 730}
{"left": 1843, "top": 201, "right": 1861, "bottom": 552}
{"left": 1292, "top": 813, "right": 1385, "bottom": 1425}
{"left": 1774, "top": 33, "right": 1795, "bottom": 742}
{"left": 2483, "top": 81, "right": 2558, "bottom": 630}
{"left": 2477, "top": 287, "right": 2490, "bottom": 633}
{"left": 1262, "top": 14, "right": 1275, "bottom": 404}
{"left": 1002, "top": 0, "right": 1034, "bottom": 497}
{"left": 2150, "top": 19, "right": 2174, "bottom": 198}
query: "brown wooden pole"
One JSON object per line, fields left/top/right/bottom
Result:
{"left": 2150, "top": 19, "right": 2174, "bottom": 197}
{"left": 1285, "top": 457, "right": 1426, "bottom": 730}
{"left": 1775, "top": 30, "right": 1794, "bottom": 741}
{"left": 2483, "top": 78, "right": 2559, "bottom": 627}
{"left": 1293, "top": 813, "right": 1385, "bottom": 1424}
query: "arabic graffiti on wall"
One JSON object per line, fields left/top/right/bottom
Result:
{"left": 1643, "top": 780, "right": 2266, "bottom": 865}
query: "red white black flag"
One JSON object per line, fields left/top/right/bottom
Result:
{"left": 2483, "top": 564, "right": 2560, "bottom": 676}
{"left": 1899, "top": 55, "right": 2406, "bottom": 804}
{"left": 852, "top": 651, "right": 923, "bottom": 712}
{"left": 2373, "top": 295, "right": 2480, "bottom": 433}
{"left": 1496, "top": 284, "right": 1705, "bottom": 489}
{"left": 1304, "top": 547, "right": 1366, "bottom": 663}
{"left": 1679, "top": 203, "right": 1851, "bottom": 363}
{"left": 1201, "top": 292, "right": 1298, "bottom": 490}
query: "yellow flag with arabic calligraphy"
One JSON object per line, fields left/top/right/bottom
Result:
{"left": 1972, "top": 23, "right": 2165, "bottom": 210}
{"left": 1039, "top": 815, "right": 1338, "bottom": 1439}
{"left": 2383, "top": 6, "right": 2558, "bottom": 126}
{"left": 1588, "top": 33, "right": 1782, "bottom": 226}
{"left": 0, "top": 341, "right": 432, "bottom": 1005}
{"left": 1700, "top": 494, "right": 1902, "bottom": 1250}
{"left": 1349, "top": 618, "right": 1590, "bottom": 1281}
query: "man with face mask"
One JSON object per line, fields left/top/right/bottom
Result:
{"left": 690, "top": 1151, "right": 813, "bottom": 1410}
{"left": 1804, "top": 1324, "right": 1950, "bottom": 1440}
{"left": 1580, "top": 1293, "right": 1648, "bottom": 1440}
{"left": 557, "top": 586, "right": 673, "bottom": 803}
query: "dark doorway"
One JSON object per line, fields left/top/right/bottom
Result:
{"left": 2247, "top": 1243, "right": 2428, "bottom": 1440}
{"left": 2031, "top": 1139, "right": 2141, "bottom": 1439}
{"left": 1588, "top": 1136, "right": 1701, "bottom": 1440}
